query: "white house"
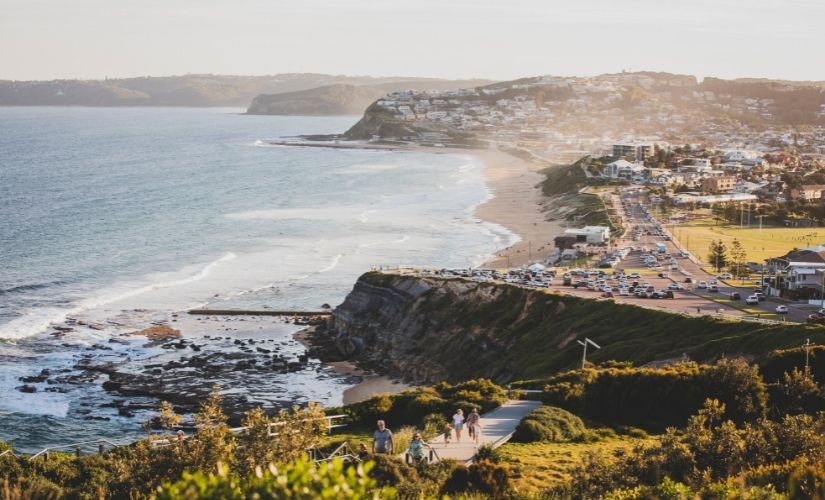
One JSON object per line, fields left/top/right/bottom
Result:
{"left": 604, "top": 160, "right": 645, "bottom": 179}
{"left": 563, "top": 226, "right": 611, "bottom": 245}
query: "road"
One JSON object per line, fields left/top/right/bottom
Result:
{"left": 405, "top": 400, "right": 541, "bottom": 464}
{"left": 616, "top": 188, "right": 808, "bottom": 323}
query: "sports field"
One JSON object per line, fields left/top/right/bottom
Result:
{"left": 672, "top": 219, "right": 824, "bottom": 264}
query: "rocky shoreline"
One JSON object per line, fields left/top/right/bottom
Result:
{"left": 11, "top": 312, "right": 351, "bottom": 427}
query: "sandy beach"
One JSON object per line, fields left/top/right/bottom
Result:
{"left": 294, "top": 329, "right": 413, "bottom": 405}
{"left": 470, "top": 149, "right": 564, "bottom": 268}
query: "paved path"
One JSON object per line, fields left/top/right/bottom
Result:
{"left": 410, "top": 400, "right": 541, "bottom": 463}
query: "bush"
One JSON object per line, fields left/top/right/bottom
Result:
{"left": 541, "top": 359, "right": 767, "bottom": 429}
{"left": 474, "top": 444, "right": 502, "bottom": 464}
{"left": 512, "top": 406, "right": 585, "bottom": 443}
{"left": 156, "top": 457, "right": 393, "bottom": 499}
{"left": 345, "top": 379, "right": 507, "bottom": 430}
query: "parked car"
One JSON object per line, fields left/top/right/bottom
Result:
{"left": 718, "top": 273, "right": 733, "bottom": 279}
{"left": 729, "top": 292, "right": 741, "bottom": 300}
{"left": 662, "top": 290, "right": 674, "bottom": 299}
{"left": 746, "top": 295, "right": 759, "bottom": 305}
{"left": 776, "top": 305, "right": 789, "bottom": 315}
{"left": 619, "top": 288, "right": 630, "bottom": 296}
{"left": 668, "top": 283, "right": 684, "bottom": 291}
{"left": 807, "top": 313, "right": 825, "bottom": 323}
{"left": 601, "top": 291, "right": 614, "bottom": 298}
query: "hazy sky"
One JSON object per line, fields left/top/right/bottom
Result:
{"left": 2, "top": 0, "right": 823, "bottom": 81}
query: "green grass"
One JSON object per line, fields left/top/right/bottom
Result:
{"left": 700, "top": 295, "right": 781, "bottom": 319}
{"left": 540, "top": 159, "right": 588, "bottom": 196}
{"left": 673, "top": 219, "right": 823, "bottom": 264}
{"left": 363, "top": 272, "right": 825, "bottom": 384}
{"left": 498, "top": 436, "right": 653, "bottom": 493}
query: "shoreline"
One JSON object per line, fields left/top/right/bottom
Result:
{"left": 468, "top": 149, "right": 563, "bottom": 269}
{"left": 293, "top": 328, "right": 413, "bottom": 405}
{"left": 270, "top": 139, "right": 565, "bottom": 269}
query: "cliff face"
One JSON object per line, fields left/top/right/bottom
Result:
{"left": 318, "top": 273, "right": 825, "bottom": 385}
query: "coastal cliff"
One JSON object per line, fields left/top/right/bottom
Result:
{"left": 313, "top": 272, "right": 825, "bottom": 385}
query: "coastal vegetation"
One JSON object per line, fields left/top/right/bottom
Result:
{"left": 325, "top": 272, "right": 825, "bottom": 386}
{"left": 5, "top": 357, "right": 825, "bottom": 498}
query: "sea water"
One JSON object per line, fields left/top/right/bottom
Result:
{"left": 0, "top": 107, "right": 517, "bottom": 452}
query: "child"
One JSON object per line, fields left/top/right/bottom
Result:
{"left": 443, "top": 422, "right": 453, "bottom": 446}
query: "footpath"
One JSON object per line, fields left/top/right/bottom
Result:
{"left": 405, "top": 400, "right": 540, "bottom": 463}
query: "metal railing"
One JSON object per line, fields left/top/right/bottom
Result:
{"left": 151, "top": 414, "right": 348, "bottom": 448}
{"left": 402, "top": 442, "right": 442, "bottom": 465}
{"left": 307, "top": 441, "right": 361, "bottom": 464}
{"left": 28, "top": 439, "right": 129, "bottom": 460}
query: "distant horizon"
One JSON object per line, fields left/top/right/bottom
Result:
{"left": 3, "top": 0, "right": 823, "bottom": 82}
{"left": 2, "top": 69, "right": 824, "bottom": 85}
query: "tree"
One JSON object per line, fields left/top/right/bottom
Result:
{"left": 185, "top": 386, "right": 237, "bottom": 473}
{"left": 708, "top": 239, "right": 728, "bottom": 272}
{"left": 728, "top": 238, "right": 747, "bottom": 279}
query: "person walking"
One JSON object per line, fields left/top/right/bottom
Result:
{"left": 465, "top": 408, "right": 481, "bottom": 444}
{"left": 452, "top": 408, "right": 465, "bottom": 443}
{"left": 372, "top": 420, "right": 394, "bottom": 454}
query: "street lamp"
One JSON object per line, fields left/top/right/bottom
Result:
{"left": 804, "top": 338, "right": 812, "bottom": 377}
{"left": 577, "top": 337, "right": 601, "bottom": 370}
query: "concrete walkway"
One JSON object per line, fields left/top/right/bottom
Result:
{"left": 411, "top": 400, "right": 541, "bottom": 463}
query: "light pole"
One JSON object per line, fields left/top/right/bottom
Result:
{"left": 577, "top": 337, "right": 601, "bottom": 370}
{"left": 804, "top": 338, "right": 812, "bottom": 377}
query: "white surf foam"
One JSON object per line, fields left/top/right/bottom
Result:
{"left": 0, "top": 252, "right": 236, "bottom": 340}
{"left": 317, "top": 254, "right": 343, "bottom": 273}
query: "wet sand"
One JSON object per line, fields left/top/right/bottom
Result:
{"left": 293, "top": 330, "right": 413, "bottom": 405}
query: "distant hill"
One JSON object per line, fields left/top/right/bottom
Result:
{"left": 245, "top": 79, "right": 493, "bottom": 116}
{"left": 0, "top": 74, "right": 491, "bottom": 109}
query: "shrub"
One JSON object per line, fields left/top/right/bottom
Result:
{"left": 156, "top": 457, "right": 393, "bottom": 499}
{"left": 369, "top": 454, "right": 418, "bottom": 488}
{"left": 542, "top": 359, "right": 767, "bottom": 429}
{"left": 512, "top": 406, "right": 585, "bottom": 443}
{"left": 345, "top": 379, "right": 507, "bottom": 430}
{"left": 474, "top": 444, "right": 502, "bottom": 464}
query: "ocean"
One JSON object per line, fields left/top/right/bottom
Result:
{"left": 0, "top": 107, "right": 517, "bottom": 452}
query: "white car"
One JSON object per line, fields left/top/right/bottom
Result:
{"left": 667, "top": 283, "right": 684, "bottom": 291}
{"left": 746, "top": 295, "right": 759, "bottom": 305}
{"left": 628, "top": 272, "right": 641, "bottom": 279}
{"left": 619, "top": 288, "right": 630, "bottom": 296}
{"left": 718, "top": 273, "right": 733, "bottom": 280}
{"left": 697, "top": 281, "right": 708, "bottom": 289}
{"left": 776, "top": 305, "right": 789, "bottom": 314}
